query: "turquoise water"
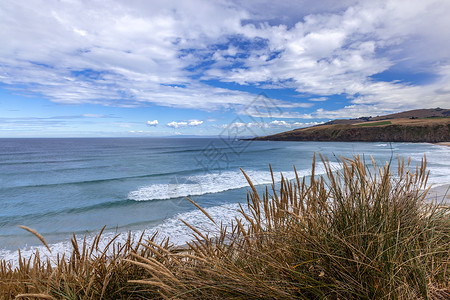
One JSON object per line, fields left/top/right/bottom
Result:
{"left": 0, "top": 138, "right": 449, "bottom": 260}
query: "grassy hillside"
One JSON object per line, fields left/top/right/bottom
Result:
{"left": 254, "top": 108, "right": 450, "bottom": 142}
{"left": 325, "top": 108, "right": 450, "bottom": 125}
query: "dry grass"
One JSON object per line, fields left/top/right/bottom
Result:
{"left": 1, "top": 154, "right": 449, "bottom": 299}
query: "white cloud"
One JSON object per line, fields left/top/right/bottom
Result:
{"left": 221, "top": 122, "right": 247, "bottom": 129}
{"left": 0, "top": 0, "right": 449, "bottom": 117}
{"left": 167, "top": 121, "right": 188, "bottom": 128}
{"left": 221, "top": 120, "right": 323, "bottom": 130}
{"left": 292, "top": 121, "right": 323, "bottom": 127}
{"left": 306, "top": 66, "right": 450, "bottom": 119}
{"left": 167, "top": 120, "right": 204, "bottom": 128}
{"left": 270, "top": 120, "right": 291, "bottom": 127}
{"left": 0, "top": 0, "right": 253, "bottom": 110}
{"left": 204, "top": 0, "right": 450, "bottom": 112}
{"left": 146, "top": 120, "right": 159, "bottom": 126}
{"left": 188, "top": 120, "right": 203, "bottom": 126}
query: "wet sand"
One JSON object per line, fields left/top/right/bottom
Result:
{"left": 435, "top": 142, "right": 450, "bottom": 147}
{"left": 428, "top": 143, "right": 449, "bottom": 203}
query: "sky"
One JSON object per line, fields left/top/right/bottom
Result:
{"left": 1, "top": 0, "right": 449, "bottom": 137}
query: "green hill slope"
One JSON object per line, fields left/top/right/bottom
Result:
{"left": 253, "top": 108, "right": 450, "bottom": 142}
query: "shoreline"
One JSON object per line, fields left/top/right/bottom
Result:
{"left": 434, "top": 142, "right": 450, "bottom": 147}
{"left": 427, "top": 184, "right": 450, "bottom": 204}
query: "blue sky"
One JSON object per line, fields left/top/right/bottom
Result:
{"left": 1, "top": 0, "right": 449, "bottom": 137}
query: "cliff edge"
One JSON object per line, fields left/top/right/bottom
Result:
{"left": 253, "top": 108, "right": 450, "bottom": 143}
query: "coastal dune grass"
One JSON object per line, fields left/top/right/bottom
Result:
{"left": 1, "top": 154, "right": 449, "bottom": 299}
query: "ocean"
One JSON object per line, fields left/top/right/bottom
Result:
{"left": 1, "top": 138, "right": 449, "bottom": 262}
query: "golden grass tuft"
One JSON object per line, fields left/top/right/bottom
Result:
{"left": 1, "top": 154, "right": 449, "bottom": 299}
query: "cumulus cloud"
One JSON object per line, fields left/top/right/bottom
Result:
{"left": 167, "top": 120, "right": 204, "bottom": 128}
{"left": 167, "top": 121, "right": 188, "bottom": 128}
{"left": 146, "top": 120, "right": 159, "bottom": 126}
{"left": 270, "top": 120, "right": 291, "bottom": 127}
{"left": 188, "top": 120, "right": 203, "bottom": 126}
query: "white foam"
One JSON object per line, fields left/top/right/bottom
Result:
{"left": 151, "top": 203, "right": 247, "bottom": 245}
{"left": 406, "top": 147, "right": 450, "bottom": 187}
{"left": 0, "top": 229, "right": 140, "bottom": 268}
{"left": 0, "top": 162, "right": 343, "bottom": 266}
{"left": 426, "top": 166, "right": 450, "bottom": 187}
{"left": 128, "top": 163, "right": 340, "bottom": 201}
{"left": 0, "top": 202, "right": 248, "bottom": 267}
{"left": 1, "top": 163, "right": 343, "bottom": 266}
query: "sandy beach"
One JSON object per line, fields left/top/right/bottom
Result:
{"left": 427, "top": 184, "right": 450, "bottom": 204}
